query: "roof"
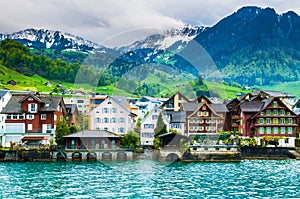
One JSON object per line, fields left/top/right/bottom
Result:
{"left": 163, "top": 111, "right": 186, "bottom": 123}
{"left": 240, "top": 102, "right": 263, "bottom": 112}
{"left": 260, "top": 90, "right": 294, "bottom": 98}
{"left": 0, "top": 90, "right": 9, "bottom": 98}
{"left": 111, "top": 95, "right": 128, "bottom": 106}
{"left": 161, "top": 92, "right": 189, "bottom": 108}
{"left": 158, "top": 132, "right": 188, "bottom": 138}
{"left": 210, "top": 104, "right": 228, "bottom": 113}
{"left": 182, "top": 103, "right": 201, "bottom": 112}
{"left": 65, "top": 104, "right": 77, "bottom": 114}
{"left": 22, "top": 136, "right": 49, "bottom": 141}
{"left": 64, "top": 130, "right": 121, "bottom": 138}
{"left": 1, "top": 94, "right": 65, "bottom": 114}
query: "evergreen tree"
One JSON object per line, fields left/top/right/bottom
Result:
{"left": 153, "top": 113, "right": 168, "bottom": 149}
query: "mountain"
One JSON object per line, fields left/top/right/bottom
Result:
{"left": 192, "top": 6, "right": 300, "bottom": 86}
{"left": 124, "top": 25, "right": 205, "bottom": 51}
{"left": 0, "top": 28, "right": 102, "bottom": 53}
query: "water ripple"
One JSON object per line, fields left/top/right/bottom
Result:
{"left": 0, "top": 160, "right": 299, "bottom": 198}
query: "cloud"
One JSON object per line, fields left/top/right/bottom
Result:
{"left": 0, "top": 0, "right": 300, "bottom": 47}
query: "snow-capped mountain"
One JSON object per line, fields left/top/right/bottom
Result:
{"left": 0, "top": 28, "right": 102, "bottom": 52}
{"left": 124, "top": 25, "right": 205, "bottom": 52}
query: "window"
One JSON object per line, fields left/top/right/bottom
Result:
{"left": 119, "top": 127, "right": 124, "bottom": 133}
{"left": 280, "top": 109, "right": 285, "bottom": 115}
{"left": 200, "top": 119, "right": 203, "bottom": 123}
{"left": 206, "top": 119, "right": 211, "bottom": 123}
{"left": 197, "top": 111, "right": 201, "bottom": 116}
{"left": 152, "top": 115, "right": 158, "bottom": 120}
{"left": 273, "top": 127, "right": 278, "bottom": 134}
{"left": 200, "top": 126, "right": 204, "bottom": 131}
{"left": 206, "top": 126, "right": 211, "bottom": 131}
{"left": 287, "top": 127, "right": 293, "bottom": 134}
{"left": 111, "top": 108, "right": 117, "bottom": 113}
{"left": 28, "top": 104, "right": 37, "bottom": 113}
{"left": 259, "top": 127, "right": 264, "bottom": 134}
{"left": 95, "top": 118, "right": 101, "bottom": 123}
{"left": 288, "top": 118, "right": 292, "bottom": 124}
{"left": 41, "top": 114, "right": 46, "bottom": 120}
{"left": 6, "top": 115, "right": 11, "bottom": 119}
{"left": 27, "top": 114, "right": 34, "bottom": 120}
{"left": 204, "top": 111, "right": 209, "bottom": 116}
{"left": 104, "top": 127, "right": 108, "bottom": 131}
{"left": 280, "top": 118, "right": 285, "bottom": 124}
{"left": 259, "top": 118, "right": 263, "bottom": 124}
{"left": 119, "top": 117, "right": 125, "bottom": 123}
{"left": 28, "top": 124, "right": 33, "bottom": 131}
{"left": 273, "top": 101, "right": 278, "bottom": 107}
{"left": 19, "top": 114, "right": 24, "bottom": 120}
{"left": 111, "top": 118, "right": 116, "bottom": 123}
{"left": 266, "top": 118, "right": 271, "bottom": 124}
{"left": 280, "top": 127, "right": 285, "bottom": 134}
{"left": 144, "top": 124, "right": 154, "bottom": 129}
{"left": 285, "top": 138, "right": 289, "bottom": 144}
{"left": 103, "top": 117, "right": 109, "bottom": 123}
{"left": 170, "top": 123, "right": 181, "bottom": 128}
{"left": 190, "top": 126, "right": 194, "bottom": 131}
{"left": 266, "top": 110, "right": 270, "bottom": 115}
{"left": 103, "top": 108, "right": 108, "bottom": 113}
{"left": 273, "top": 110, "right": 278, "bottom": 115}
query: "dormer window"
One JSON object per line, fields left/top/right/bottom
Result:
{"left": 28, "top": 104, "right": 37, "bottom": 113}
{"left": 28, "top": 97, "right": 33, "bottom": 101}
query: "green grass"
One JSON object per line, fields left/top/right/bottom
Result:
{"left": 0, "top": 64, "right": 245, "bottom": 99}
{"left": 263, "top": 81, "right": 300, "bottom": 99}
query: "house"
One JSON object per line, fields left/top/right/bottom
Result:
{"left": 163, "top": 111, "right": 186, "bottom": 135}
{"left": 64, "top": 130, "right": 121, "bottom": 149}
{"left": 88, "top": 96, "right": 137, "bottom": 134}
{"left": 186, "top": 102, "right": 227, "bottom": 139}
{"left": 239, "top": 97, "right": 297, "bottom": 147}
{"left": 135, "top": 96, "right": 163, "bottom": 118}
{"left": 65, "top": 104, "right": 79, "bottom": 126}
{"left": 7, "top": 80, "right": 16, "bottom": 86}
{"left": 1, "top": 94, "right": 67, "bottom": 147}
{"left": 160, "top": 92, "right": 189, "bottom": 112}
{"left": 64, "top": 97, "right": 89, "bottom": 114}
{"left": 0, "top": 90, "right": 12, "bottom": 142}
{"left": 45, "top": 81, "right": 52, "bottom": 87}
{"left": 140, "top": 106, "right": 161, "bottom": 146}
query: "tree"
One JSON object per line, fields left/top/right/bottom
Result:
{"left": 120, "top": 131, "right": 140, "bottom": 149}
{"left": 55, "top": 121, "right": 71, "bottom": 146}
{"left": 153, "top": 113, "right": 168, "bottom": 149}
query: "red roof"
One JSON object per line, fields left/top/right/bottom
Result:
{"left": 22, "top": 136, "right": 49, "bottom": 141}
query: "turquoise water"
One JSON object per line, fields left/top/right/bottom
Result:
{"left": 0, "top": 160, "right": 299, "bottom": 198}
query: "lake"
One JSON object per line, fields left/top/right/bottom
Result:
{"left": 0, "top": 160, "right": 299, "bottom": 198}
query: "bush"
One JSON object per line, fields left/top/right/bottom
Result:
{"left": 295, "top": 139, "right": 300, "bottom": 147}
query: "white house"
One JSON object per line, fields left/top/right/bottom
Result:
{"left": 0, "top": 90, "right": 12, "bottom": 143}
{"left": 88, "top": 96, "right": 137, "bottom": 134}
{"left": 135, "top": 96, "right": 163, "bottom": 118}
{"left": 140, "top": 106, "right": 161, "bottom": 147}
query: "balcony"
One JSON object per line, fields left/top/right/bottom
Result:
{"left": 232, "top": 115, "right": 240, "bottom": 119}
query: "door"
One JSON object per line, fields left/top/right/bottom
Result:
{"left": 112, "top": 140, "right": 115, "bottom": 149}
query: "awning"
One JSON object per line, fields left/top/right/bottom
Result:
{"left": 22, "top": 136, "right": 49, "bottom": 141}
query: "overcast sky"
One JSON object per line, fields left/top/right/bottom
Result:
{"left": 1, "top": 0, "right": 300, "bottom": 47}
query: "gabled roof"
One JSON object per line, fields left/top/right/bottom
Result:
{"left": 181, "top": 103, "right": 201, "bottom": 113}
{"left": 259, "top": 90, "right": 294, "bottom": 98}
{"left": 19, "top": 93, "right": 42, "bottom": 103}
{"left": 187, "top": 102, "right": 223, "bottom": 118}
{"left": 1, "top": 94, "right": 66, "bottom": 114}
{"left": 64, "top": 130, "right": 121, "bottom": 138}
{"left": 240, "top": 101, "right": 263, "bottom": 113}
{"left": 0, "top": 90, "right": 9, "bottom": 98}
{"left": 161, "top": 92, "right": 189, "bottom": 108}
{"left": 251, "top": 97, "right": 297, "bottom": 119}
{"left": 89, "top": 96, "right": 135, "bottom": 116}
{"left": 192, "top": 95, "right": 212, "bottom": 104}
{"left": 165, "top": 111, "right": 186, "bottom": 123}
{"left": 140, "top": 105, "right": 161, "bottom": 124}
{"left": 65, "top": 104, "right": 78, "bottom": 114}
{"left": 210, "top": 104, "right": 228, "bottom": 113}
{"left": 111, "top": 95, "right": 128, "bottom": 106}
